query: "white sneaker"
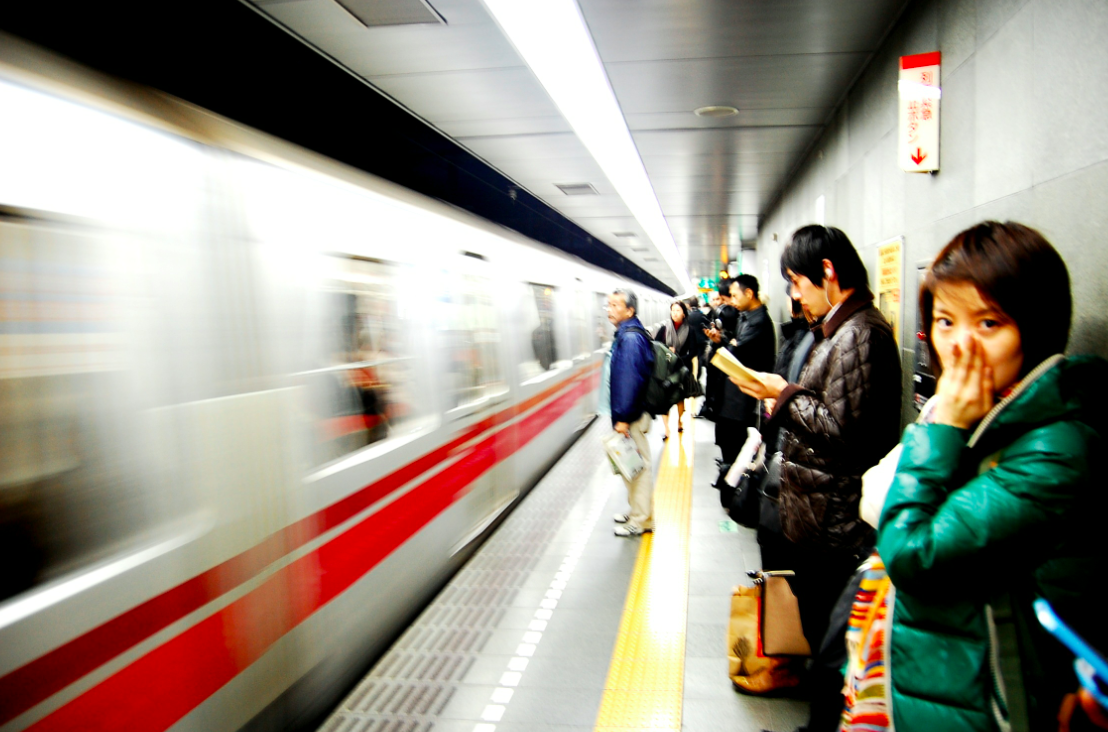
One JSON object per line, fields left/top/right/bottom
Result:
{"left": 613, "top": 513, "right": 630, "bottom": 523}
{"left": 614, "top": 524, "right": 652, "bottom": 537}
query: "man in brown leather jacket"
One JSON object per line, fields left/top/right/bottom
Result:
{"left": 734, "top": 225, "right": 901, "bottom": 658}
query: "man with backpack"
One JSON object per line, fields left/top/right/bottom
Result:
{"left": 607, "top": 287, "right": 656, "bottom": 537}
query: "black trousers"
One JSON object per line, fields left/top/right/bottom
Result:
{"left": 714, "top": 416, "right": 755, "bottom": 466}
{"left": 789, "top": 548, "right": 863, "bottom": 674}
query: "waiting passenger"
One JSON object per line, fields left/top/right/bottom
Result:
{"left": 866, "top": 222, "right": 1108, "bottom": 731}
{"left": 654, "top": 300, "right": 695, "bottom": 440}
{"left": 702, "top": 278, "right": 737, "bottom": 422}
{"left": 732, "top": 225, "right": 902, "bottom": 654}
{"left": 684, "top": 295, "right": 710, "bottom": 383}
{"left": 714, "top": 274, "right": 775, "bottom": 467}
{"left": 607, "top": 288, "right": 656, "bottom": 537}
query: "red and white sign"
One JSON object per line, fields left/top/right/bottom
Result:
{"left": 898, "top": 52, "right": 941, "bottom": 172}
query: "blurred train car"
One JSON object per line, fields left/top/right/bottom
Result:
{"left": 0, "top": 36, "right": 675, "bottom": 732}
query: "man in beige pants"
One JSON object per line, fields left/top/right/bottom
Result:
{"left": 606, "top": 288, "right": 655, "bottom": 537}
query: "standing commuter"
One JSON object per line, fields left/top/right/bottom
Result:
{"left": 702, "top": 279, "right": 736, "bottom": 422}
{"left": 869, "top": 223, "right": 1108, "bottom": 732}
{"left": 684, "top": 296, "right": 709, "bottom": 379}
{"left": 654, "top": 300, "right": 696, "bottom": 440}
{"left": 714, "top": 275, "right": 775, "bottom": 465}
{"left": 607, "top": 288, "right": 656, "bottom": 537}
{"left": 732, "top": 225, "right": 901, "bottom": 653}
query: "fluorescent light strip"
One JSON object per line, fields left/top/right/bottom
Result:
{"left": 481, "top": 0, "right": 692, "bottom": 292}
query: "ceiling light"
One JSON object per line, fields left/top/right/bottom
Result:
{"left": 694, "top": 105, "right": 738, "bottom": 118}
{"left": 480, "top": 0, "right": 692, "bottom": 292}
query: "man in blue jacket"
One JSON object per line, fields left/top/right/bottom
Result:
{"left": 607, "top": 288, "right": 655, "bottom": 537}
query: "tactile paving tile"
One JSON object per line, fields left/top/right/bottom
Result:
{"left": 594, "top": 426, "right": 695, "bottom": 730}
{"left": 316, "top": 419, "right": 613, "bottom": 731}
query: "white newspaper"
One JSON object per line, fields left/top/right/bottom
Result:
{"left": 602, "top": 431, "right": 646, "bottom": 482}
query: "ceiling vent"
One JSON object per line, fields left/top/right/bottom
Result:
{"left": 612, "top": 231, "right": 637, "bottom": 238}
{"left": 555, "top": 183, "right": 599, "bottom": 196}
{"left": 329, "top": 0, "right": 445, "bottom": 26}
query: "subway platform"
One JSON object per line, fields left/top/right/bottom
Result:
{"left": 316, "top": 411, "right": 809, "bottom": 732}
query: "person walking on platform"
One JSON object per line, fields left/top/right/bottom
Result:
{"left": 684, "top": 295, "right": 709, "bottom": 382}
{"left": 606, "top": 288, "right": 656, "bottom": 537}
{"left": 714, "top": 274, "right": 776, "bottom": 466}
{"left": 732, "top": 225, "right": 902, "bottom": 655}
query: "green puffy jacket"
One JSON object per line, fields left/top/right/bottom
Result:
{"left": 878, "top": 355, "right": 1108, "bottom": 732}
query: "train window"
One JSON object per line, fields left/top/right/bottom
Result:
{"left": 595, "top": 292, "right": 614, "bottom": 348}
{"left": 519, "top": 283, "right": 563, "bottom": 382}
{"left": 571, "top": 289, "right": 594, "bottom": 358}
{"left": 0, "top": 216, "right": 189, "bottom": 602}
{"left": 306, "top": 256, "right": 423, "bottom": 468}
{"left": 442, "top": 272, "right": 506, "bottom": 410}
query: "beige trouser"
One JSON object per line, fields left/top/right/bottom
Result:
{"left": 622, "top": 412, "right": 654, "bottom": 530}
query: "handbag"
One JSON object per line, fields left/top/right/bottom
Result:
{"left": 727, "top": 570, "right": 810, "bottom": 695}
{"left": 718, "top": 428, "right": 763, "bottom": 510}
{"left": 729, "top": 449, "right": 781, "bottom": 528}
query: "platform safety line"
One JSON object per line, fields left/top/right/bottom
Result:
{"left": 594, "top": 410, "right": 693, "bottom": 731}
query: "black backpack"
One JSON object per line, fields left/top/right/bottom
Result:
{"left": 626, "top": 326, "right": 690, "bottom": 416}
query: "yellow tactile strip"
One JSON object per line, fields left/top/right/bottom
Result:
{"left": 595, "top": 419, "right": 694, "bottom": 731}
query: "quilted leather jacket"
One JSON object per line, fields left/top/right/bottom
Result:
{"left": 770, "top": 291, "right": 902, "bottom": 551}
{"left": 878, "top": 355, "right": 1108, "bottom": 731}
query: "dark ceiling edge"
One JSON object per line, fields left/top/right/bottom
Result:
{"left": 759, "top": 0, "right": 917, "bottom": 228}
{"left": 0, "top": 0, "right": 675, "bottom": 296}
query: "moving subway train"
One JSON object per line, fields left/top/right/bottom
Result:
{"left": 0, "top": 38, "right": 674, "bottom": 731}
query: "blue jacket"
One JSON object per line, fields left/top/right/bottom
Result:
{"left": 609, "top": 316, "right": 654, "bottom": 425}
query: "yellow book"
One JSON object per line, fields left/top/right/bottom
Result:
{"left": 711, "top": 348, "right": 767, "bottom": 386}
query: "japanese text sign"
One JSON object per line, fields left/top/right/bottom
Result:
{"left": 898, "top": 52, "right": 941, "bottom": 172}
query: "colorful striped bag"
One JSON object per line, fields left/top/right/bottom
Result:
{"left": 839, "top": 553, "right": 894, "bottom": 732}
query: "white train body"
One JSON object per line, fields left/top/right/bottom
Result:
{"left": 0, "top": 38, "right": 673, "bottom": 732}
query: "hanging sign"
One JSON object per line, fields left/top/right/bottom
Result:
{"left": 898, "top": 52, "right": 941, "bottom": 172}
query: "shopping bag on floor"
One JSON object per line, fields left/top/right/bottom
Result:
{"left": 727, "top": 570, "right": 809, "bottom": 694}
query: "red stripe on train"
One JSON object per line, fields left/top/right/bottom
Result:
{"left": 16, "top": 372, "right": 593, "bottom": 731}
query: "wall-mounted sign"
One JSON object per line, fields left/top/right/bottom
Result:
{"left": 876, "top": 237, "right": 903, "bottom": 345}
{"left": 898, "top": 52, "right": 941, "bottom": 173}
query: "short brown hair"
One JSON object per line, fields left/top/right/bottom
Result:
{"left": 920, "top": 221, "right": 1071, "bottom": 377}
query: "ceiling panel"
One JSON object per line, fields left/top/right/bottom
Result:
{"left": 579, "top": 0, "right": 907, "bottom": 62}
{"left": 437, "top": 116, "right": 572, "bottom": 137}
{"left": 249, "top": 0, "right": 909, "bottom": 291}
{"left": 604, "top": 53, "right": 870, "bottom": 115}
{"left": 366, "top": 67, "right": 557, "bottom": 122}
{"left": 625, "top": 108, "right": 829, "bottom": 131}
{"left": 257, "top": 0, "right": 518, "bottom": 75}
{"left": 632, "top": 126, "right": 817, "bottom": 156}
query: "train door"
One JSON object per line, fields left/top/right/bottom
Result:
{"left": 570, "top": 282, "right": 599, "bottom": 421}
{"left": 438, "top": 251, "right": 513, "bottom": 551}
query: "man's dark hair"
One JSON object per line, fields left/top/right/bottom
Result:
{"left": 781, "top": 225, "right": 870, "bottom": 293}
{"left": 717, "top": 278, "right": 732, "bottom": 298}
{"left": 733, "top": 274, "right": 760, "bottom": 299}
{"left": 920, "top": 221, "right": 1071, "bottom": 378}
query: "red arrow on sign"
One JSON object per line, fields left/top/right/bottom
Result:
{"left": 911, "top": 148, "right": 927, "bottom": 165}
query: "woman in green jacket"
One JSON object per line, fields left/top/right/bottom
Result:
{"left": 876, "top": 222, "right": 1108, "bottom": 731}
